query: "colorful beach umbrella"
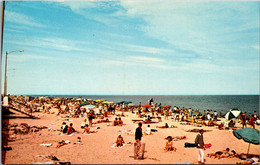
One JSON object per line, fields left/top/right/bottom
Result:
{"left": 142, "top": 104, "right": 153, "bottom": 108}
{"left": 161, "top": 104, "right": 172, "bottom": 108}
{"left": 225, "top": 108, "right": 241, "bottom": 120}
{"left": 103, "top": 101, "right": 114, "bottom": 104}
{"left": 80, "top": 102, "right": 89, "bottom": 106}
{"left": 233, "top": 128, "right": 259, "bottom": 155}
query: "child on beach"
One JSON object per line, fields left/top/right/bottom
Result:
{"left": 165, "top": 136, "right": 176, "bottom": 151}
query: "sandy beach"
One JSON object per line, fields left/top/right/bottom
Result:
{"left": 2, "top": 97, "right": 259, "bottom": 164}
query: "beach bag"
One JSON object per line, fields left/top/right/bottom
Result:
{"left": 184, "top": 142, "right": 197, "bottom": 148}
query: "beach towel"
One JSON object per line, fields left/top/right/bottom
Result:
{"left": 204, "top": 143, "right": 212, "bottom": 149}
{"left": 111, "top": 143, "right": 125, "bottom": 148}
{"left": 184, "top": 142, "right": 197, "bottom": 148}
{"left": 40, "top": 144, "right": 52, "bottom": 147}
{"left": 151, "top": 129, "right": 158, "bottom": 132}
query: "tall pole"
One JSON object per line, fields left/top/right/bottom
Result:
{"left": 3, "top": 51, "right": 7, "bottom": 96}
{"left": 1, "top": 1, "right": 5, "bottom": 96}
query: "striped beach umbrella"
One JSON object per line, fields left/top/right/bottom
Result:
{"left": 225, "top": 108, "right": 241, "bottom": 120}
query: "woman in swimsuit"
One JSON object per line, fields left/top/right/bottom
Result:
{"left": 165, "top": 136, "right": 176, "bottom": 151}
{"left": 116, "top": 134, "right": 125, "bottom": 147}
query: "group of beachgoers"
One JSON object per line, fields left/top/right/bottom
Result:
{"left": 2, "top": 95, "right": 260, "bottom": 164}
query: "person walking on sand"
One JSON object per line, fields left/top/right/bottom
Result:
{"left": 195, "top": 129, "right": 205, "bottom": 164}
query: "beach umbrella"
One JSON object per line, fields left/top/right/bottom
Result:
{"left": 161, "top": 104, "right": 172, "bottom": 108}
{"left": 80, "top": 102, "right": 89, "bottom": 106}
{"left": 116, "top": 101, "right": 125, "bottom": 104}
{"left": 142, "top": 104, "right": 153, "bottom": 108}
{"left": 103, "top": 101, "right": 114, "bottom": 104}
{"left": 225, "top": 108, "right": 241, "bottom": 120}
{"left": 83, "top": 105, "right": 95, "bottom": 109}
{"left": 233, "top": 128, "right": 260, "bottom": 155}
{"left": 128, "top": 103, "right": 135, "bottom": 107}
{"left": 123, "top": 101, "right": 132, "bottom": 104}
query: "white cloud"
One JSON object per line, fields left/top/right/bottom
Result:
{"left": 130, "top": 56, "right": 164, "bottom": 63}
{"left": 7, "top": 37, "right": 90, "bottom": 52}
{"left": 5, "top": 10, "right": 47, "bottom": 28}
{"left": 9, "top": 54, "right": 52, "bottom": 62}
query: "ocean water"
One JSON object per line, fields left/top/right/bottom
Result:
{"left": 43, "top": 95, "right": 259, "bottom": 115}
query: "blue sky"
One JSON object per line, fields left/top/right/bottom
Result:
{"left": 1, "top": 1, "right": 259, "bottom": 95}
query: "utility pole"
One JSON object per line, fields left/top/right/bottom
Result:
{"left": 1, "top": 1, "right": 5, "bottom": 96}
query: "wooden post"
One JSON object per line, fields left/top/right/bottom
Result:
{"left": 247, "top": 143, "right": 250, "bottom": 155}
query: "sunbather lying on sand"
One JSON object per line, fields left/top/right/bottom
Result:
{"left": 236, "top": 157, "right": 259, "bottom": 164}
{"left": 157, "top": 123, "right": 169, "bottom": 128}
{"left": 82, "top": 124, "right": 98, "bottom": 134}
{"left": 165, "top": 136, "right": 176, "bottom": 151}
{"left": 156, "top": 123, "right": 177, "bottom": 128}
{"left": 56, "top": 140, "right": 66, "bottom": 148}
{"left": 165, "top": 136, "right": 186, "bottom": 140}
{"left": 207, "top": 148, "right": 236, "bottom": 159}
{"left": 93, "top": 118, "right": 111, "bottom": 124}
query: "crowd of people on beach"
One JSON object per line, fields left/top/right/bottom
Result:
{"left": 2, "top": 95, "right": 260, "bottom": 164}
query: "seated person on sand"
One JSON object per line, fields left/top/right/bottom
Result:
{"left": 143, "top": 115, "right": 152, "bottom": 124}
{"left": 228, "top": 120, "right": 236, "bottom": 128}
{"left": 113, "top": 118, "right": 118, "bottom": 126}
{"left": 82, "top": 124, "right": 98, "bottom": 134}
{"left": 144, "top": 125, "right": 151, "bottom": 135}
{"left": 116, "top": 134, "right": 125, "bottom": 147}
{"left": 104, "top": 110, "right": 108, "bottom": 117}
{"left": 67, "top": 123, "right": 77, "bottom": 134}
{"left": 118, "top": 117, "right": 124, "bottom": 126}
{"left": 61, "top": 122, "right": 68, "bottom": 134}
{"left": 207, "top": 119, "right": 214, "bottom": 127}
{"left": 165, "top": 136, "right": 176, "bottom": 151}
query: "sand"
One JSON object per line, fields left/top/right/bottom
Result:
{"left": 2, "top": 106, "right": 259, "bottom": 164}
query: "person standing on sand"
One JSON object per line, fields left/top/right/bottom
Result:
{"left": 195, "top": 129, "right": 205, "bottom": 164}
{"left": 135, "top": 122, "right": 143, "bottom": 157}
{"left": 240, "top": 112, "right": 247, "bottom": 128}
